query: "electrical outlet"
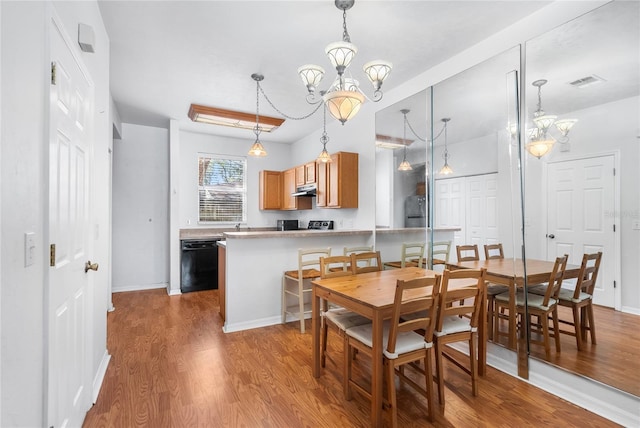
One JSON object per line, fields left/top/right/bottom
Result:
{"left": 633, "top": 220, "right": 640, "bottom": 230}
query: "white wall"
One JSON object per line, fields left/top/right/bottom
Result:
{"left": 112, "top": 123, "right": 169, "bottom": 292}
{"left": 1, "top": 1, "right": 110, "bottom": 426}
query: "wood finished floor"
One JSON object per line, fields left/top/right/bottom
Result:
{"left": 83, "top": 289, "right": 620, "bottom": 427}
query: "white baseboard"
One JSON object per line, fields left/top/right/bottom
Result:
{"left": 112, "top": 282, "right": 167, "bottom": 293}
{"left": 450, "top": 342, "right": 640, "bottom": 426}
{"left": 621, "top": 305, "right": 640, "bottom": 316}
{"left": 91, "top": 350, "right": 111, "bottom": 404}
{"left": 223, "top": 315, "right": 285, "bottom": 333}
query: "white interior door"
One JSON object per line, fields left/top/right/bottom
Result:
{"left": 48, "top": 15, "right": 94, "bottom": 428}
{"left": 466, "top": 173, "right": 499, "bottom": 248}
{"left": 435, "top": 177, "right": 465, "bottom": 255}
{"left": 546, "top": 155, "right": 616, "bottom": 307}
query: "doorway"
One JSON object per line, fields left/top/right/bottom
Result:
{"left": 545, "top": 154, "right": 617, "bottom": 308}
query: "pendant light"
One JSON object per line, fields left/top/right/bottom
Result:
{"left": 248, "top": 73, "right": 267, "bottom": 157}
{"left": 397, "top": 109, "right": 413, "bottom": 171}
{"left": 439, "top": 118, "right": 453, "bottom": 175}
{"left": 317, "top": 104, "right": 332, "bottom": 163}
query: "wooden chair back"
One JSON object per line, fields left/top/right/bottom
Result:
{"left": 387, "top": 276, "right": 441, "bottom": 355}
{"left": 540, "top": 255, "right": 568, "bottom": 307}
{"left": 429, "top": 241, "right": 452, "bottom": 265}
{"left": 319, "top": 255, "right": 353, "bottom": 279}
{"left": 483, "top": 243, "right": 504, "bottom": 260}
{"left": 350, "top": 251, "right": 383, "bottom": 274}
{"left": 456, "top": 244, "right": 479, "bottom": 262}
{"left": 343, "top": 245, "right": 374, "bottom": 257}
{"left": 573, "top": 252, "right": 603, "bottom": 298}
{"left": 436, "top": 269, "right": 486, "bottom": 332}
{"left": 402, "top": 242, "right": 425, "bottom": 268}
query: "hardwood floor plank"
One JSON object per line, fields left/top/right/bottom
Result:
{"left": 83, "top": 289, "right": 620, "bottom": 427}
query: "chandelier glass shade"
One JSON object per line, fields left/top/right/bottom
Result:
{"left": 297, "top": 0, "right": 391, "bottom": 124}
{"left": 248, "top": 140, "right": 267, "bottom": 157}
{"left": 525, "top": 79, "right": 578, "bottom": 158}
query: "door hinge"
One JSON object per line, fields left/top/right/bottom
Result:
{"left": 613, "top": 167, "right": 616, "bottom": 176}
{"left": 613, "top": 280, "right": 616, "bottom": 289}
{"left": 613, "top": 224, "right": 616, "bottom": 232}
{"left": 49, "top": 244, "right": 56, "bottom": 267}
{"left": 51, "top": 62, "right": 56, "bottom": 85}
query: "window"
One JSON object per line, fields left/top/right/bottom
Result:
{"left": 198, "top": 154, "right": 246, "bottom": 223}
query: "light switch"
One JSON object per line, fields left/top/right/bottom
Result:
{"left": 24, "top": 232, "right": 36, "bottom": 267}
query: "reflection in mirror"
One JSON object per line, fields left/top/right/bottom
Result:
{"left": 523, "top": 1, "right": 640, "bottom": 397}
{"left": 430, "top": 47, "right": 524, "bottom": 370}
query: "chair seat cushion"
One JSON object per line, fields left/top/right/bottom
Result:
{"left": 284, "top": 268, "right": 321, "bottom": 280}
{"left": 495, "top": 290, "right": 557, "bottom": 310}
{"left": 324, "top": 308, "right": 370, "bottom": 331}
{"left": 434, "top": 315, "right": 476, "bottom": 337}
{"left": 346, "top": 322, "right": 431, "bottom": 360}
{"left": 557, "top": 288, "right": 592, "bottom": 303}
{"left": 486, "top": 284, "right": 509, "bottom": 296}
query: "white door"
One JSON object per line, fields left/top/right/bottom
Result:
{"left": 466, "top": 174, "right": 499, "bottom": 248}
{"left": 435, "top": 177, "right": 465, "bottom": 255}
{"left": 546, "top": 155, "right": 616, "bottom": 307}
{"left": 48, "top": 15, "right": 94, "bottom": 428}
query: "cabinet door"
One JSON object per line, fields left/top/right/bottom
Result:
{"left": 295, "top": 165, "right": 305, "bottom": 187}
{"left": 327, "top": 154, "right": 340, "bottom": 207}
{"left": 282, "top": 168, "right": 296, "bottom": 210}
{"left": 305, "top": 162, "right": 316, "bottom": 184}
{"left": 259, "top": 170, "right": 282, "bottom": 210}
{"left": 316, "top": 161, "right": 327, "bottom": 207}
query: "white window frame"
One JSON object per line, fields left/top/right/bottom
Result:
{"left": 198, "top": 153, "right": 247, "bottom": 224}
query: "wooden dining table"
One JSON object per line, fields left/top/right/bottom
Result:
{"left": 445, "top": 258, "right": 581, "bottom": 350}
{"left": 311, "top": 267, "right": 483, "bottom": 428}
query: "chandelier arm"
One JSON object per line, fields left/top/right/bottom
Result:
{"left": 258, "top": 83, "right": 323, "bottom": 120}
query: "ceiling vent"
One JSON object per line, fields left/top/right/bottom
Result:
{"left": 569, "top": 74, "right": 606, "bottom": 88}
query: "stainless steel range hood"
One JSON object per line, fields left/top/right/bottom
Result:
{"left": 291, "top": 183, "right": 317, "bottom": 197}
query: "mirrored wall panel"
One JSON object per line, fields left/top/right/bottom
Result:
{"left": 523, "top": 1, "right": 640, "bottom": 396}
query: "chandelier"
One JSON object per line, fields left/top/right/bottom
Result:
{"left": 317, "top": 104, "right": 332, "bottom": 163}
{"left": 297, "top": 0, "right": 392, "bottom": 125}
{"left": 439, "top": 118, "right": 453, "bottom": 175}
{"left": 525, "top": 79, "right": 578, "bottom": 158}
{"left": 397, "top": 109, "right": 413, "bottom": 171}
{"left": 248, "top": 73, "right": 268, "bottom": 157}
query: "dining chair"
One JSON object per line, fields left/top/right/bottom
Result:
{"left": 411, "top": 240, "right": 452, "bottom": 269}
{"left": 329, "top": 245, "right": 374, "bottom": 272}
{"left": 433, "top": 268, "right": 486, "bottom": 408}
{"left": 383, "top": 242, "right": 425, "bottom": 269}
{"left": 350, "top": 251, "right": 383, "bottom": 274}
{"left": 282, "top": 247, "right": 331, "bottom": 333}
{"left": 483, "top": 243, "right": 509, "bottom": 340}
{"left": 556, "top": 252, "right": 602, "bottom": 350}
{"left": 343, "top": 276, "right": 441, "bottom": 426}
{"left": 494, "top": 255, "right": 568, "bottom": 358}
{"left": 456, "top": 244, "right": 479, "bottom": 262}
{"left": 319, "top": 255, "right": 370, "bottom": 369}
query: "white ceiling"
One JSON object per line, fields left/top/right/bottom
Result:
{"left": 98, "top": 0, "right": 551, "bottom": 144}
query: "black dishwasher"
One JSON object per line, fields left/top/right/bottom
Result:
{"left": 180, "top": 239, "right": 220, "bottom": 293}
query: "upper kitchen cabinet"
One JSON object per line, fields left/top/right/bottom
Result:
{"left": 283, "top": 168, "right": 312, "bottom": 210}
{"left": 295, "top": 161, "right": 317, "bottom": 187}
{"left": 259, "top": 170, "right": 282, "bottom": 210}
{"left": 316, "top": 152, "right": 358, "bottom": 209}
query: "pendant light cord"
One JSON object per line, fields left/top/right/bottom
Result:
{"left": 258, "top": 81, "right": 323, "bottom": 121}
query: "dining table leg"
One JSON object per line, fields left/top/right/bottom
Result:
{"left": 508, "top": 278, "right": 517, "bottom": 350}
{"left": 478, "top": 288, "right": 487, "bottom": 376}
{"left": 371, "top": 311, "right": 384, "bottom": 427}
{"left": 312, "top": 288, "right": 320, "bottom": 378}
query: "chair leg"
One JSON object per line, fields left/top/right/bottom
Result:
{"left": 435, "top": 341, "right": 445, "bottom": 406}
{"left": 487, "top": 296, "right": 494, "bottom": 340}
{"left": 541, "top": 312, "right": 551, "bottom": 359}
{"left": 298, "top": 278, "right": 305, "bottom": 334}
{"left": 586, "top": 304, "right": 597, "bottom": 345}
{"left": 386, "top": 360, "right": 398, "bottom": 428}
{"left": 343, "top": 340, "right": 353, "bottom": 400}
{"left": 572, "top": 305, "right": 583, "bottom": 351}
{"left": 470, "top": 334, "right": 478, "bottom": 397}
{"left": 552, "top": 309, "right": 561, "bottom": 353}
{"left": 281, "top": 276, "right": 287, "bottom": 324}
{"left": 424, "top": 352, "right": 435, "bottom": 422}
{"left": 321, "top": 319, "right": 328, "bottom": 367}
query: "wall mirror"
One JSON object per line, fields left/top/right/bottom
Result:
{"left": 430, "top": 46, "right": 524, "bottom": 364}
{"left": 522, "top": 1, "right": 639, "bottom": 397}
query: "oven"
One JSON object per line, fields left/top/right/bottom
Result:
{"left": 180, "top": 239, "right": 220, "bottom": 293}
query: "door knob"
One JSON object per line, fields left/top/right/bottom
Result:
{"left": 85, "top": 261, "right": 99, "bottom": 273}
{"left": 546, "top": 234, "right": 555, "bottom": 239}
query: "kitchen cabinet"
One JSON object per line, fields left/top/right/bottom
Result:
{"left": 259, "top": 170, "right": 282, "bottom": 210}
{"left": 295, "top": 165, "right": 305, "bottom": 187}
{"left": 316, "top": 151, "right": 358, "bottom": 208}
{"left": 304, "top": 161, "right": 316, "bottom": 184}
{"left": 283, "top": 168, "right": 312, "bottom": 210}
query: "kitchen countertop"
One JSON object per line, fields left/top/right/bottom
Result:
{"left": 375, "top": 227, "right": 461, "bottom": 234}
{"left": 223, "top": 229, "right": 372, "bottom": 239}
